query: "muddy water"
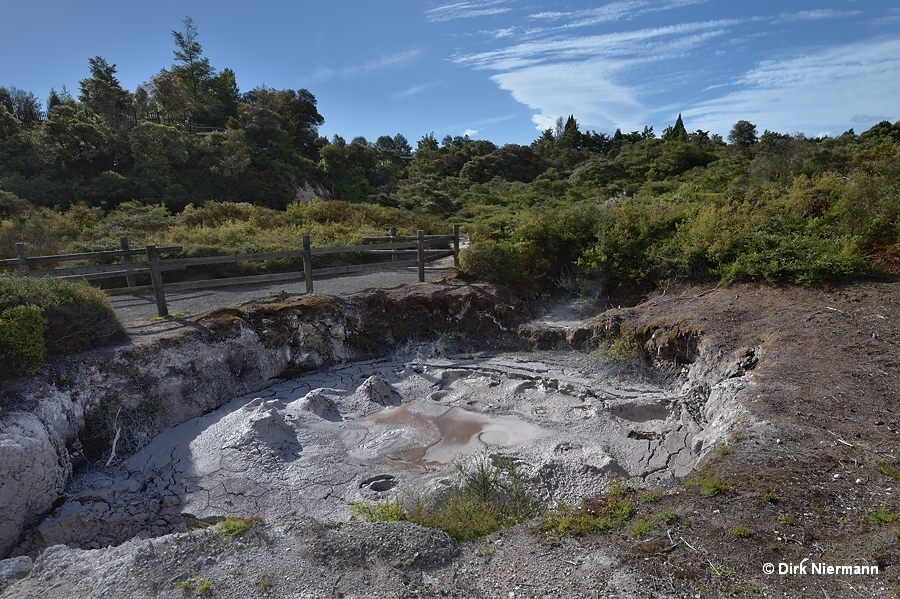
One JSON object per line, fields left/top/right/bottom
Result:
{"left": 368, "top": 400, "right": 552, "bottom": 467}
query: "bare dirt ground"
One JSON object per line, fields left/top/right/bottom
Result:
{"left": 3, "top": 278, "right": 900, "bottom": 598}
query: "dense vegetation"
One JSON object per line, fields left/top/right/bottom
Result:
{"left": 0, "top": 276, "right": 122, "bottom": 376}
{"left": 2, "top": 18, "right": 899, "bottom": 297}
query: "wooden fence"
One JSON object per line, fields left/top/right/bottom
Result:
{"left": 0, "top": 225, "right": 461, "bottom": 317}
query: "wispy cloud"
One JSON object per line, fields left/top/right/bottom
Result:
{"left": 683, "top": 38, "right": 900, "bottom": 135}
{"left": 392, "top": 82, "right": 439, "bottom": 99}
{"left": 772, "top": 9, "right": 860, "bottom": 24}
{"left": 454, "top": 20, "right": 737, "bottom": 71}
{"left": 426, "top": 1, "right": 512, "bottom": 22}
{"left": 529, "top": 0, "right": 710, "bottom": 29}
{"left": 311, "top": 50, "right": 421, "bottom": 82}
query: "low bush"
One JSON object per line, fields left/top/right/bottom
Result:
{"left": 0, "top": 304, "right": 46, "bottom": 376}
{"left": 458, "top": 240, "right": 532, "bottom": 286}
{"left": 0, "top": 275, "right": 123, "bottom": 372}
{"left": 541, "top": 483, "right": 635, "bottom": 536}
{"left": 351, "top": 455, "right": 540, "bottom": 542}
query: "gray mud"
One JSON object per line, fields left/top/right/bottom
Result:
{"left": 17, "top": 345, "right": 743, "bottom": 555}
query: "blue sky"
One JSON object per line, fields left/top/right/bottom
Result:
{"left": 2, "top": 1, "right": 898, "bottom": 146}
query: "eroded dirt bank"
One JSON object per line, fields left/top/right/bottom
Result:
{"left": 1, "top": 279, "right": 899, "bottom": 598}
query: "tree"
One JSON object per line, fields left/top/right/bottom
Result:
{"left": 728, "top": 120, "right": 758, "bottom": 149}
{"left": 0, "top": 86, "right": 44, "bottom": 125}
{"left": 240, "top": 87, "right": 324, "bottom": 157}
{"left": 662, "top": 113, "right": 687, "bottom": 142}
{"left": 144, "top": 69, "right": 192, "bottom": 125}
{"left": 78, "top": 57, "right": 133, "bottom": 128}
{"left": 36, "top": 105, "right": 116, "bottom": 194}
{"left": 171, "top": 17, "right": 212, "bottom": 108}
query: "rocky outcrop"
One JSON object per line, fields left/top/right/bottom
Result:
{"left": 0, "top": 282, "right": 526, "bottom": 558}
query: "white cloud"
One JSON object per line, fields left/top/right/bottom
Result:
{"left": 452, "top": 18, "right": 733, "bottom": 132}
{"left": 528, "top": 0, "right": 711, "bottom": 29}
{"left": 492, "top": 60, "right": 647, "bottom": 133}
{"left": 392, "top": 82, "right": 439, "bottom": 99}
{"left": 772, "top": 9, "right": 860, "bottom": 24}
{"left": 311, "top": 50, "right": 421, "bottom": 82}
{"left": 682, "top": 38, "right": 900, "bottom": 135}
{"left": 463, "top": 128, "right": 479, "bottom": 137}
{"left": 454, "top": 19, "right": 737, "bottom": 71}
{"left": 426, "top": 1, "right": 512, "bottom": 22}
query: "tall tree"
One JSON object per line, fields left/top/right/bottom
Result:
{"left": 663, "top": 113, "right": 688, "bottom": 142}
{"left": 78, "top": 57, "right": 133, "bottom": 128}
{"left": 171, "top": 17, "right": 212, "bottom": 107}
{"left": 728, "top": 120, "right": 758, "bottom": 149}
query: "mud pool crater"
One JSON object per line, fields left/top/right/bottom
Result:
{"left": 17, "top": 346, "right": 745, "bottom": 555}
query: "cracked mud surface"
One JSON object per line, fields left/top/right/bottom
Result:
{"left": 17, "top": 347, "right": 733, "bottom": 556}
{"left": 3, "top": 279, "right": 900, "bottom": 598}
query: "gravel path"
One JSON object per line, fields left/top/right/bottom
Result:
{"left": 109, "top": 260, "right": 454, "bottom": 323}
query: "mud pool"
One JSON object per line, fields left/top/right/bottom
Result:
{"left": 17, "top": 346, "right": 741, "bottom": 554}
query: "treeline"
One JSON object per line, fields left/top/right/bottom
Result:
{"left": 1, "top": 17, "right": 899, "bottom": 290}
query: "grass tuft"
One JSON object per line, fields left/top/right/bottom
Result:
{"left": 541, "top": 483, "right": 634, "bottom": 536}
{"left": 217, "top": 515, "right": 262, "bottom": 537}
{"left": 350, "top": 455, "right": 540, "bottom": 542}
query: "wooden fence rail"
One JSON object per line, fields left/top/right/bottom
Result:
{"left": 2, "top": 225, "right": 461, "bottom": 317}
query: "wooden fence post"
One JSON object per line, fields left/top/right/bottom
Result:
{"left": 452, "top": 224, "right": 460, "bottom": 268}
{"left": 417, "top": 230, "right": 425, "bottom": 283}
{"left": 120, "top": 236, "right": 136, "bottom": 287}
{"left": 15, "top": 243, "right": 29, "bottom": 275}
{"left": 302, "top": 234, "right": 314, "bottom": 293}
{"left": 145, "top": 245, "right": 168, "bottom": 317}
{"left": 389, "top": 227, "right": 397, "bottom": 262}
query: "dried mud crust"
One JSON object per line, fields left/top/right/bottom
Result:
{"left": 3, "top": 279, "right": 900, "bottom": 598}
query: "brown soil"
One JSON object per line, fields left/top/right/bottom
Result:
{"left": 569, "top": 278, "right": 900, "bottom": 597}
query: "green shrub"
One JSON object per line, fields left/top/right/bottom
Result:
{"left": 0, "top": 275, "right": 122, "bottom": 359}
{"left": 408, "top": 455, "right": 540, "bottom": 541}
{"left": 541, "top": 483, "right": 634, "bottom": 536}
{"left": 458, "top": 240, "right": 532, "bottom": 286}
{"left": 685, "top": 473, "right": 731, "bottom": 497}
{"left": 0, "top": 304, "right": 47, "bottom": 376}
{"left": 349, "top": 500, "right": 406, "bottom": 522}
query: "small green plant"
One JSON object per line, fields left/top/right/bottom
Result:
{"left": 877, "top": 459, "right": 900, "bottom": 483}
{"left": 868, "top": 505, "right": 900, "bottom": 525}
{"left": 777, "top": 513, "right": 791, "bottom": 526}
{"left": 639, "top": 488, "right": 664, "bottom": 503}
{"left": 631, "top": 518, "right": 654, "bottom": 538}
{"left": 255, "top": 576, "right": 276, "bottom": 592}
{"left": 731, "top": 524, "right": 754, "bottom": 539}
{"left": 743, "top": 582, "right": 762, "bottom": 594}
{"left": 435, "top": 331, "right": 458, "bottom": 356}
{"left": 660, "top": 510, "right": 680, "bottom": 525}
{"left": 541, "top": 483, "right": 634, "bottom": 536}
{"left": 709, "top": 562, "right": 736, "bottom": 577}
{"left": 760, "top": 490, "right": 779, "bottom": 503}
{"left": 217, "top": 515, "right": 262, "bottom": 537}
{"left": 404, "top": 454, "right": 540, "bottom": 541}
{"left": 152, "top": 311, "right": 186, "bottom": 321}
{"left": 685, "top": 473, "right": 731, "bottom": 497}
{"left": 349, "top": 500, "right": 407, "bottom": 522}
{"left": 195, "top": 578, "right": 213, "bottom": 595}
{"left": 591, "top": 334, "right": 638, "bottom": 363}
{"left": 174, "top": 574, "right": 214, "bottom": 597}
